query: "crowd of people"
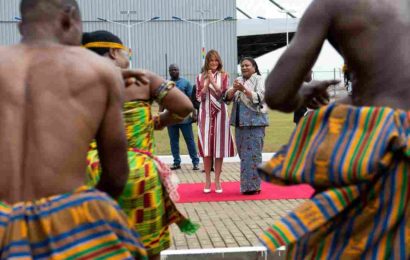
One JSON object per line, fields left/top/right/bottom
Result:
{"left": 0, "top": 0, "right": 408, "bottom": 259}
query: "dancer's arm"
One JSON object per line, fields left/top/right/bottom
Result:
{"left": 123, "top": 69, "right": 194, "bottom": 126}
{"left": 96, "top": 69, "right": 129, "bottom": 199}
{"left": 265, "top": 0, "right": 333, "bottom": 112}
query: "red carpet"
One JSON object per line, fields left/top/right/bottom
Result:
{"left": 177, "top": 182, "right": 314, "bottom": 203}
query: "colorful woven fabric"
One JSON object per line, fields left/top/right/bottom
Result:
{"left": 87, "top": 101, "right": 199, "bottom": 256}
{"left": 258, "top": 104, "right": 409, "bottom": 259}
{"left": 0, "top": 186, "right": 147, "bottom": 260}
{"left": 236, "top": 126, "right": 264, "bottom": 193}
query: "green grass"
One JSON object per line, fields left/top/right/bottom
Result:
{"left": 153, "top": 108, "right": 295, "bottom": 155}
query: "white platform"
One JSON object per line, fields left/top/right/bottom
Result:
{"left": 161, "top": 246, "right": 286, "bottom": 260}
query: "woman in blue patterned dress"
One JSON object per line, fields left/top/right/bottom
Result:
{"left": 224, "top": 57, "right": 268, "bottom": 194}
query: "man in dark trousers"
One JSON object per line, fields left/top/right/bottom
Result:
{"left": 167, "top": 64, "right": 200, "bottom": 170}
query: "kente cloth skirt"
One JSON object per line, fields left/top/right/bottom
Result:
{"left": 258, "top": 104, "right": 409, "bottom": 259}
{"left": 0, "top": 186, "right": 147, "bottom": 260}
{"left": 87, "top": 148, "right": 199, "bottom": 256}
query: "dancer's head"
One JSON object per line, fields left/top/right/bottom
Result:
{"left": 19, "top": 0, "right": 82, "bottom": 45}
{"left": 82, "top": 30, "right": 130, "bottom": 69}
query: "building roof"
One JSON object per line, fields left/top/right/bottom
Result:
{"left": 237, "top": 18, "right": 298, "bottom": 60}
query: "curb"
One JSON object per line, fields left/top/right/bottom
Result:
{"left": 161, "top": 246, "right": 286, "bottom": 260}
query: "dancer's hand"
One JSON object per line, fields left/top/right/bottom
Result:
{"left": 192, "top": 112, "right": 198, "bottom": 123}
{"left": 299, "top": 80, "right": 340, "bottom": 109}
{"left": 153, "top": 114, "right": 165, "bottom": 130}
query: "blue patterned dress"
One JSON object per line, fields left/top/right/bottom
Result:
{"left": 236, "top": 127, "right": 266, "bottom": 192}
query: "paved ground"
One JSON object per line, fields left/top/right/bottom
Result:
{"left": 166, "top": 163, "right": 307, "bottom": 250}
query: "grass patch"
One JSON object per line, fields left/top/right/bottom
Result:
{"left": 153, "top": 107, "right": 295, "bottom": 155}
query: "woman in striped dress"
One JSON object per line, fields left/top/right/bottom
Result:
{"left": 196, "top": 50, "right": 236, "bottom": 193}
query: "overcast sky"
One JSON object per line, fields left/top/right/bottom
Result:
{"left": 236, "top": 0, "right": 343, "bottom": 78}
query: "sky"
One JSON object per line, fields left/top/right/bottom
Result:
{"left": 236, "top": 0, "right": 344, "bottom": 78}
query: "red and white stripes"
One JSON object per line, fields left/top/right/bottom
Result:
{"left": 196, "top": 72, "right": 235, "bottom": 158}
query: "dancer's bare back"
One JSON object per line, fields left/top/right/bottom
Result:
{"left": 0, "top": 43, "right": 128, "bottom": 203}
{"left": 266, "top": 0, "right": 410, "bottom": 111}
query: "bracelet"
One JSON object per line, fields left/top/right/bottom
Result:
{"left": 171, "top": 112, "right": 187, "bottom": 121}
{"left": 154, "top": 81, "right": 176, "bottom": 105}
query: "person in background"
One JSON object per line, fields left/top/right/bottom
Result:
{"left": 167, "top": 64, "right": 200, "bottom": 171}
{"left": 196, "top": 50, "right": 235, "bottom": 193}
{"left": 225, "top": 57, "right": 268, "bottom": 195}
{"left": 343, "top": 63, "right": 353, "bottom": 95}
{"left": 190, "top": 84, "right": 200, "bottom": 115}
{"left": 83, "top": 30, "right": 199, "bottom": 260}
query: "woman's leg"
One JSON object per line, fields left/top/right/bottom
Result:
{"left": 214, "top": 158, "right": 223, "bottom": 191}
{"left": 203, "top": 156, "right": 212, "bottom": 190}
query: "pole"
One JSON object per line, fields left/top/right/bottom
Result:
{"left": 165, "top": 53, "right": 168, "bottom": 80}
{"left": 99, "top": 12, "right": 159, "bottom": 69}
{"left": 200, "top": 11, "right": 206, "bottom": 65}
{"left": 127, "top": 11, "right": 133, "bottom": 68}
{"left": 279, "top": 9, "right": 295, "bottom": 47}
{"left": 201, "top": 27, "right": 205, "bottom": 65}
{"left": 172, "top": 11, "right": 228, "bottom": 66}
{"left": 333, "top": 68, "right": 336, "bottom": 98}
{"left": 286, "top": 12, "right": 289, "bottom": 47}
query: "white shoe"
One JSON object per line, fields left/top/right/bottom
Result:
{"left": 215, "top": 188, "right": 223, "bottom": 193}
{"left": 203, "top": 188, "right": 211, "bottom": 193}
{"left": 215, "top": 183, "right": 223, "bottom": 193}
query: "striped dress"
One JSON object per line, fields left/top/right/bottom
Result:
{"left": 196, "top": 72, "right": 235, "bottom": 158}
{"left": 87, "top": 101, "right": 198, "bottom": 257}
{"left": 258, "top": 103, "right": 409, "bottom": 259}
{"left": 0, "top": 186, "right": 147, "bottom": 259}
